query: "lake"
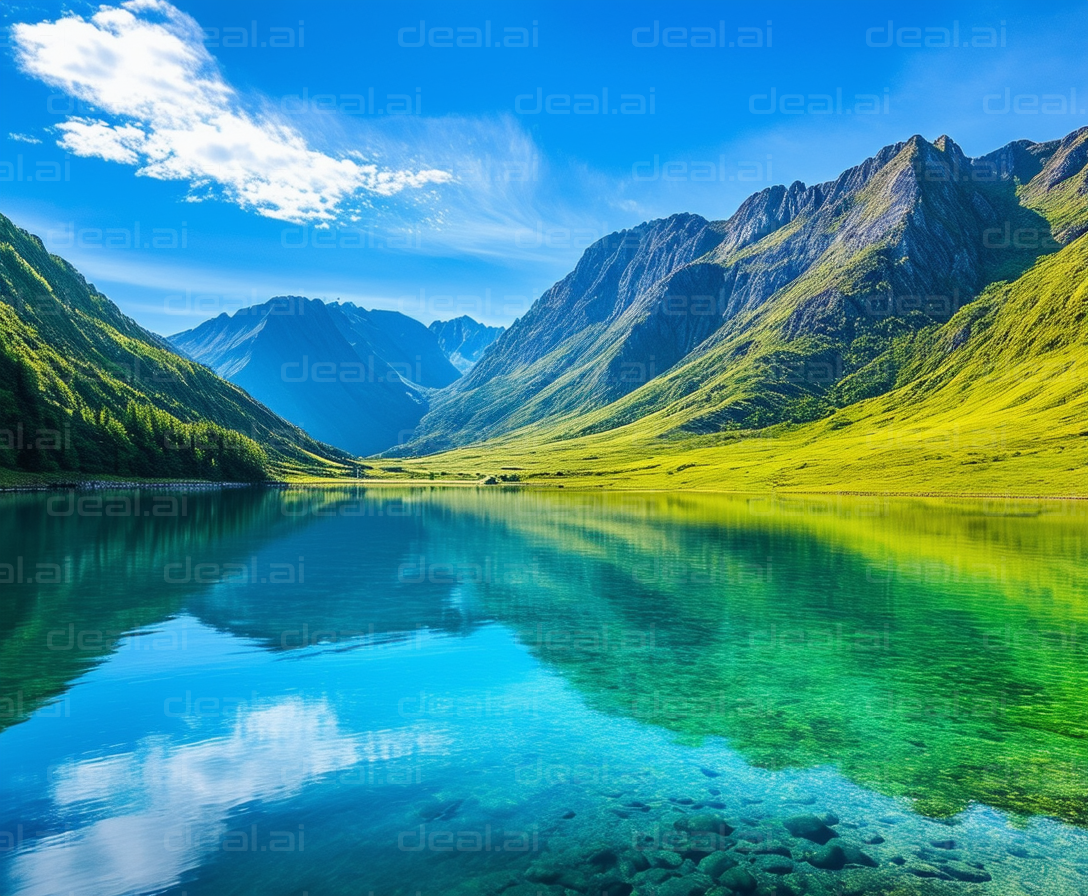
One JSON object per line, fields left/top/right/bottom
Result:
{"left": 1, "top": 487, "right": 1086, "bottom": 896}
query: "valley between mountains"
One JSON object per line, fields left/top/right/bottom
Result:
{"left": 2, "top": 128, "right": 1086, "bottom": 495}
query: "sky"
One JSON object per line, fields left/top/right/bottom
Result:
{"left": 0, "top": 0, "right": 1086, "bottom": 335}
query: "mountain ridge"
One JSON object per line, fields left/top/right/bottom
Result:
{"left": 398, "top": 128, "right": 1086, "bottom": 456}
{"left": 4, "top": 125, "right": 1084, "bottom": 491}
{"left": 171, "top": 297, "right": 458, "bottom": 456}
{"left": 171, "top": 298, "right": 503, "bottom": 456}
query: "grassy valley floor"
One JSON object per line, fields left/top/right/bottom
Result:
{"left": 6, "top": 415, "right": 1084, "bottom": 497}
{"left": 373, "top": 419, "right": 1087, "bottom": 497}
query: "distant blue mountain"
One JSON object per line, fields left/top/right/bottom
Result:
{"left": 329, "top": 303, "right": 461, "bottom": 389}
{"left": 170, "top": 297, "right": 461, "bottom": 455}
{"left": 429, "top": 316, "right": 505, "bottom": 373}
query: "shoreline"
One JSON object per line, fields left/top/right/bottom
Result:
{"left": 278, "top": 477, "right": 1088, "bottom": 501}
{"left": 0, "top": 475, "right": 1084, "bottom": 502}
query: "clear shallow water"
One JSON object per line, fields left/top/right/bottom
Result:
{"left": 1, "top": 487, "right": 1086, "bottom": 896}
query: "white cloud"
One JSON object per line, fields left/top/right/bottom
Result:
{"left": 11, "top": 0, "right": 451, "bottom": 223}
{"left": 8, "top": 695, "right": 452, "bottom": 896}
{"left": 7, "top": 132, "right": 42, "bottom": 144}
{"left": 8, "top": 0, "right": 645, "bottom": 277}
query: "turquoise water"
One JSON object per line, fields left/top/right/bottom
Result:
{"left": 1, "top": 487, "right": 1086, "bottom": 896}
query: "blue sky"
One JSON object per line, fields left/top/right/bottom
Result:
{"left": 1, "top": 0, "right": 1085, "bottom": 334}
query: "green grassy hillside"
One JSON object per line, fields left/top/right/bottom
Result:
{"left": 393, "top": 226, "right": 1088, "bottom": 496}
{"left": 0, "top": 214, "right": 351, "bottom": 483}
{"left": 383, "top": 129, "right": 1088, "bottom": 496}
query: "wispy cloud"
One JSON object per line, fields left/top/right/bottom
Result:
{"left": 7, "top": 132, "right": 42, "bottom": 144}
{"left": 11, "top": 0, "right": 452, "bottom": 223}
{"left": 354, "top": 114, "right": 622, "bottom": 262}
{"left": 9, "top": 0, "right": 638, "bottom": 273}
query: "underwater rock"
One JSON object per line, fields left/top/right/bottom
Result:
{"left": 840, "top": 845, "right": 878, "bottom": 868}
{"left": 749, "top": 843, "right": 792, "bottom": 858}
{"left": 419, "top": 798, "right": 464, "bottom": 821}
{"left": 919, "top": 845, "right": 962, "bottom": 863}
{"left": 715, "top": 866, "right": 758, "bottom": 893}
{"left": 805, "top": 845, "right": 847, "bottom": 871}
{"left": 750, "top": 854, "right": 794, "bottom": 875}
{"left": 783, "top": 815, "right": 839, "bottom": 845}
{"left": 647, "top": 850, "right": 685, "bottom": 869}
{"left": 941, "top": 861, "right": 992, "bottom": 883}
{"left": 588, "top": 872, "right": 633, "bottom": 896}
{"left": 633, "top": 867, "right": 678, "bottom": 887}
{"left": 930, "top": 839, "right": 958, "bottom": 850}
{"left": 558, "top": 868, "right": 593, "bottom": 891}
{"left": 525, "top": 862, "right": 564, "bottom": 884}
{"left": 618, "top": 849, "right": 651, "bottom": 878}
{"left": 697, "top": 851, "right": 739, "bottom": 880}
{"left": 905, "top": 861, "right": 950, "bottom": 880}
{"left": 655, "top": 872, "right": 714, "bottom": 896}
{"left": 583, "top": 846, "right": 621, "bottom": 872}
{"left": 504, "top": 884, "right": 566, "bottom": 896}
{"left": 676, "top": 849, "right": 711, "bottom": 866}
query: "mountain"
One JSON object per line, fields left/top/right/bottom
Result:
{"left": 401, "top": 128, "right": 1088, "bottom": 458}
{"left": 429, "top": 316, "right": 505, "bottom": 373}
{"left": 0, "top": 214, "right": 350, "bottom": 482}
{"left": 7, "top": 125, "right": 1084, "bottom": 490}
{"left": 328, "top": 302, "right": 461, "bottom": 388}
{"left": 170, "top": 298, "right": 459, "bottom": 455}
{"left": 406, "top": 208, "right": 1087, "bottom": 495}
